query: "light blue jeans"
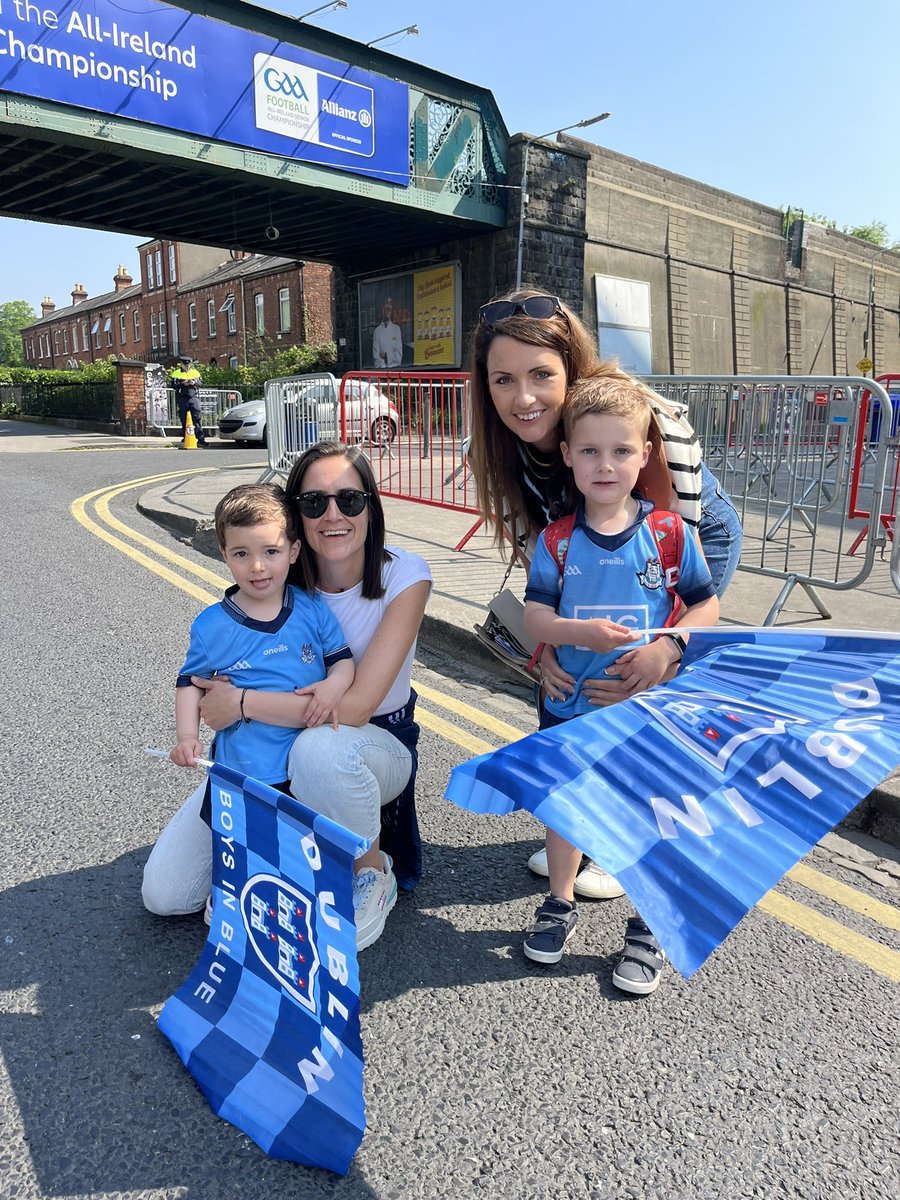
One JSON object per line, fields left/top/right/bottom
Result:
{"left": 698, "top": 462, "right": 742, "bottom": 597}
{"left": 141, "top": 723, "right": 411, "bottom": 916}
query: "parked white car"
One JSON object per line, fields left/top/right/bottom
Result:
{"left": 218, "top": 374, "right": 399, "bottom": 447}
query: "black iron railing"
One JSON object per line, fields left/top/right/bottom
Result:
{"left": 20, "top": 380, "right": 117, "bottom": 422}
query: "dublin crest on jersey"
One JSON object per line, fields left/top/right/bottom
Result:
{"left": 636, "top": 556, "right": 665, "bottom": 591}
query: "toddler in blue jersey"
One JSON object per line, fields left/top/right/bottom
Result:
{"left": 522, "top": 374, "right": 720, "bottom": 993}
{"left": 170, "top": 484, "right": 354, "bottom": 786}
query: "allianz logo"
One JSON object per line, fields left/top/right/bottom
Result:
{"left": 263, "top": 643, "right": 289, "bottom": 657}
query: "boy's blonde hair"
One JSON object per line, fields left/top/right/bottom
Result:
{"left": 563, "top": 373, "right": 654, "bottom": 444}
{"left": 214, "top": 483, "right": 296, "bottom": 550}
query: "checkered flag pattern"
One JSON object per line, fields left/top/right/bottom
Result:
{"left": 446, "top": 632, "right": 900, "bottom": 977}
{"left": 158, "top": 763, "right": 368, "bottom": 1175}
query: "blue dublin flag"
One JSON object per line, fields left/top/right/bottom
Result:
{"left": 446, "top": 632, "right": 900, "bottom": 977}
{"left": 158, "top": 763, "right": 367, "bottom": 1175}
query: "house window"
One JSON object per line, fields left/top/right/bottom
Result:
{"left": 91, "top": 319, "right": 101, "bottom": 349}
{"left": 159, "top": 308, "right": 167, "bottom": 348}
{"left": 207, "top": 298, "right": 216, "bottom": 337}
{"left": 168, "top": 244, "right": 177, "bottom": 284}
{"left": 220, "top": 293, "right": 236, "bottom": 334}
{"left": 133, "top": 309, "right": 140, "bottom": 341}
{"left": 119, "top": 313, "right": 127, "bottom": 344}
{"left": 151, "top": 313, "right": 158, "bottom": 349}
{"left": 229, "top": 355, "right": 238, "bottom": 369}
{"left": 189, "top": 302, "right": 197, "bottom": 339}
{"left": 155, "top": 249, "right": 162, "bottom": 289}
{"left": 103, "top": 316, "right": 113, "bottom": 347}
{"left": 255, "top": 292, "right": 264, "bottom": 334}
{"left": 279, "top": 287, "right": 290, "bottom": 331}
{"left": 53, "top": 331, "right": 59, "bottom": 354}
{"left": 62, "top": 327, "right": 69, "bottom": 353}
{"left": 171, "top": 306, "right": 179, "bottom": 352}
{"left": 146, "top": 252, "right": 154, "bottom": 290}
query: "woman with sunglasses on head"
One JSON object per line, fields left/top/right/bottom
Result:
{"left": 468, "top": 289, "right": 742, "bottom": 904}
{"left": 145, "top": 443, "right": 432, "bottom": 953}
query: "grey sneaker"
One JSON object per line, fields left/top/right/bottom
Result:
{"left": 353, "top": 852, "right": 397, "bottom": 951}
{"left": 612, "top": 917, "right": 666, "bottom": 995}
{"left": 523, "top": 895, "right": 578, "bottom": 965}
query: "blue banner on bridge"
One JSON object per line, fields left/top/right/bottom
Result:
{"left": 158, "top": 762, "right": 368, "bottom": 1175}
{"left": 445, "top": 632, "right": 900, "bottom": 977}
{"left": 0, "top": 0, "right": 410, "bottom": 184}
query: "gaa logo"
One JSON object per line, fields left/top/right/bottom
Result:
{"left": 262, "top": 67, "right": 310, "bottom": 101}
{"left": 241, "top": 874, "right": 320, "bottom": 1012}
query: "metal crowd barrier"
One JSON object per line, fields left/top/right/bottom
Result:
{"left": 261, "top": 370, "right": 478, "bottom": 519}
{"left": 260, "top": 373, "right": 338, "bottom": 482}
{"left": 340, "top": 371, "right": 477, "bottom": 514}
{"left": 846, "top": 374, "right": 900, "bottom": 556}
{"left": 154, "top": 387, "right": 243, "bottom": 434}
{"left": 644, "top": 375, "right": 896, "bottom": 622}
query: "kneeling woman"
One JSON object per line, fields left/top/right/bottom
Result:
{"left": 143, "top": 443, "right": 432, "bottom": 951}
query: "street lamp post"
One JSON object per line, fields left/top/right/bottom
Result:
{"left": 514, "top": 113, "right": 610, "bottom": 291}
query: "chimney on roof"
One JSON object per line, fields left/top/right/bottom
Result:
{"left": 71, "top": 283, "right": 88, "bottom": 305}
{"left": 41, "top": 296, "right": 55, "bottom": 317}
{"left": 113, "top": 264, "right": 133, "bottom": 292}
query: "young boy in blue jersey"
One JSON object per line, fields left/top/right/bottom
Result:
{"left": 523, "top": 374, "right": 720, "bottom": 992}
{"left": 170, "top": 483, "right": 354, "bottom": 787}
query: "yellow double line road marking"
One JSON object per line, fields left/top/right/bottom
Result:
{"left": 415, "top": 686, "right": 900, "bottom": 984}
{"left": 76, "top": 473, "right": 900, "bottom": 984}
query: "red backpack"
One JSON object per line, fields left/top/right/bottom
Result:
{"left": 527, "top": 508, "right": 686, "bottom": 671}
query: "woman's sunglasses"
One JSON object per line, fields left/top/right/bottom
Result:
{"left": 478, "top": 294, "right": 565, "bottom": 328}
{"left": 294, "top": 489, "right": 370, "bottom": 519}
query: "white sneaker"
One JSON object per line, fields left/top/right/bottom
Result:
{"left": 203, "top": 894, "right": 213, "bottom": 926}
{"left": 352, "top": 852, "right": 397, "bottom": 951}
{"left": 526, "top": 847, "right": 625, "bottom": 900}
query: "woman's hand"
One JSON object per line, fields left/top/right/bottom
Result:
{"left": 582, "top": 640, "right": 680, "bottom": 707}
{"left": 538, "top": 644, "right": 574, "bottom": 704}
{"left": 192, "top": 675, "right": 241, "bottom": 730}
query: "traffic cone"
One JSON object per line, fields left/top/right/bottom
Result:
{"left": 183, "top": 415, "right": 198, "bottom": 450}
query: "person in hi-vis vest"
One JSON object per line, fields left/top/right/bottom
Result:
{"left": 171, "top": 355, "right": 208, "bottom": 446}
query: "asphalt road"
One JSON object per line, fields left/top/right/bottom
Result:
{"left": 1, "top": 439, "right": 898, "bottom": 1200}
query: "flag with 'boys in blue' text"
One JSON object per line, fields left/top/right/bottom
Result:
{"left": 446, "top": 632, "right": 900, "bottom": 977}
{"left": 158, "top": 762, "right": 367, "bottom": 1175}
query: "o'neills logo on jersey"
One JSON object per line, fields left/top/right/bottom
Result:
{"left": 241, "top": 875, "right": 320, "bottom": 1013}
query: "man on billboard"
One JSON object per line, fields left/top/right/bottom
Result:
{"left": 373, "top": 298, "right": 403, "bottom": 368}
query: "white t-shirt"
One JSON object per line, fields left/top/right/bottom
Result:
{"left": 316, "top": 546, "right": 432, "bottom": 716}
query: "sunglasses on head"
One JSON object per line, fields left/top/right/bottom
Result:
{"left": 478, "top": 294, "right": 565, "bottom": 328}
{"left": 294, "top": 489, "right": 370, "bottom": 519}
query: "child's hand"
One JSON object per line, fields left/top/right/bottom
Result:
{"left": 170, "top": 738, "right": 204, "bottom": 768}
{"left": 539, "top": 644, "right": 575, "bottom": 703}
{"left": 606, "top": 639, "right": 681, "bottom": 696}
{"left": 581, "top": 618, "right": 642, "bottom": 655}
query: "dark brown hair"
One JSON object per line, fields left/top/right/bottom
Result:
{"left": 214, "top": 483, "right": 296, "bottom": 551}
{"left": 285, "top": 441, "right": 389, "bottom": 600}
{"left": 467, "top": 288, "right": 618, "bottom": 555}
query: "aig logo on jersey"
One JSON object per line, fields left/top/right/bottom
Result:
{"left": 241, "top": 874, "right": 321, "bottom": 1013}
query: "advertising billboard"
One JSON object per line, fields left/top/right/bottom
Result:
{"left": 0, "top": 0, "right": 410, "bottom": 185}
{"left": 359, "top": 264, "right": 460, "bottom": 370}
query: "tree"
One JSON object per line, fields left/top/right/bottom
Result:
{"left": 844, "top": 221, "right": 891, "bottom": 247}
{"left": 0, "top": 300, "right": 37, "bottom": 365}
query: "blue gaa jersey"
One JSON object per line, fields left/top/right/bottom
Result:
{"left": 177, "top": 584, "right": 352, "bottom": 782}
{"left": 526, "top": 499, "right": 715, "bottom": 720}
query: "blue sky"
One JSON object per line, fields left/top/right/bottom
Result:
{"left": 2, "top": 0, "right": 897, "bottom": 310}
